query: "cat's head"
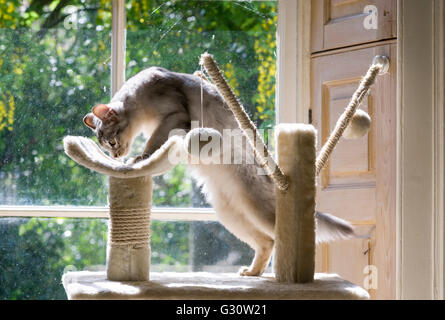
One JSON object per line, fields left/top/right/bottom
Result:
{"left": 83, "top": 104, "right": 133, "bottom": 159}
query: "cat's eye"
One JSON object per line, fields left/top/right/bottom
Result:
{"left": 109, "top": 139, "right": 117, "bottom": 147}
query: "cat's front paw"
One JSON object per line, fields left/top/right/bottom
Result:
{"left": 238, "top": 266, "right": 261, "bottom": 277}
{"left": 126, "top": 156, "right": 140, "bottom": 165}
{"left": 127, "top": 153, "right": 150, "bottom": 165}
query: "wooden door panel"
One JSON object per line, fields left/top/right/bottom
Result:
{"left": 311, "top": 43, "right": 396, "bottom": 299}
{"left": 311, "top": 0, "right": 396, "bottom": 53}
{"left": 315, "top": 245, "right": 325, "bottom": 273}
{"left": 322, "top": 83, "right": 375, "bottom": 188}
{"left": 327, "top": 238, "right": 370, "bottom": 287}
{"left": 317, "top": 188, "right": 375, "bottom": 222}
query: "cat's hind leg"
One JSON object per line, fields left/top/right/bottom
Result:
{"left": 195, "top": 167, "right": 275, "bottom": 277}
{"left": 238, "top": 237, "right": 274, "bottom": 277}
{"left": 209, "top": 189, "right": 274, "bottom": 277}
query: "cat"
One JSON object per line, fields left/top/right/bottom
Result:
{"left": 83, "top": 66, "right": 355, "bottom": 276}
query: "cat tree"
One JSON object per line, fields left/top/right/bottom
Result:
{"left": 62, "top": 54, "right": 388, "bottom": 300}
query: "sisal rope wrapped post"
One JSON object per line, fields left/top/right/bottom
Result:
{"left": 275, "top": 124, "right": 317, "bottom": 283}
{"left": 200, "top": 53, "right": 288, "bottom": 191}
{"left": 107, "top": 176, "right": 152, "bottom": 281}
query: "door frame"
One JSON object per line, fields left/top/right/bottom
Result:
{"left": 396, "top": 0, "right": 445, "bottom": 300}
{"left": 276, "top": 0, "right": 445, "bottom": 299}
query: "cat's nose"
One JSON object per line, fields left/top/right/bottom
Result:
{"left": 113, "top": 150, "right": 124, "bottom": 158}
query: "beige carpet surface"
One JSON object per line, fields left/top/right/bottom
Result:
{"left": 62, "top": 271, "right": 370, "bottom": 300}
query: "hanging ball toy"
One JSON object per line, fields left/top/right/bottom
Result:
{"left": 184, "top": 127, "right": 222, "bottom": 163}
{"left": 343, "top": 109, "right": 371, "bottom": 140}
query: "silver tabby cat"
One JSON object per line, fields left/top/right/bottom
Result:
{"left": 83, "top": 67, "right": 354, "bottom": 276}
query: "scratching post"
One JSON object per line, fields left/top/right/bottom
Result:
{"left": 107, "top": 176, "right": 152, "bottom": 281}
{"left": 275, "top": 124, "right": 317, "bottom": 283}
{"left": 63, "top": 135, "right": 185, "bottom": 281}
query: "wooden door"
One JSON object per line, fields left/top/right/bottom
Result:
{"left": 311, "top": 0, "right": 396, "bottom": 52}
{"left": 311, "top": 43, "right": 397, "bottom": 299}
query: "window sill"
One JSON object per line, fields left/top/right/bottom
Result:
{"left": 0, "top": 206, "right": 217, "bottom": 221}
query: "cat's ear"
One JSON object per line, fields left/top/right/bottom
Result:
{"left": 83, "top": 113, "right": 96, "bottom": 130}
{"left": 92, "top": 104, "right": 116, "bottom": 121}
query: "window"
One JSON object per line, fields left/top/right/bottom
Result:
{"left": 0, "top": 0, "right": 277, "bottom": 299}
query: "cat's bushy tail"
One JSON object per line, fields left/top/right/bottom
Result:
{"left": 315, "top": 211, "right": 361, "bottom": 243}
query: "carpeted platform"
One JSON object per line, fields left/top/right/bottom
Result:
{"left": 62, "top": 271, "right": 370, "bottom": 300}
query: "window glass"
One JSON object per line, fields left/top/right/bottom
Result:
{"left": 0, "top": 0, "right": 276, "bottom": 207}
{"left": 0, "top": 0, "right": 112, "bottom": 206}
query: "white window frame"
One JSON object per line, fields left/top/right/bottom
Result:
{"left": 0, "top": 0, "right": 279, "bottom": 222}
